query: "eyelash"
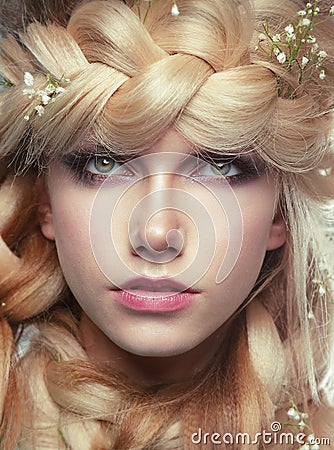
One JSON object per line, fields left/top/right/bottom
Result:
{"left": 60, "top": 152, "right": 265, "bottom": 187}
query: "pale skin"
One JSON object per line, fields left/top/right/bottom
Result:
{"left": 37, "top": 129, "right": 286, "bottom": 386}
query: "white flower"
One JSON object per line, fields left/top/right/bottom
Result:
{"left": 258, "top": 33, "right": 267, "bottom": 41}
{"left": 288, "top": 407, "right": 300, "bottom": 421}
{"left": 319, "top": 285, "right": 326, "bottom": 296}
{"left": 285, "top": 24, "right": 296, "bottom": 41}
{"left": 55, "top": 86, "right": 65, "bottom": 94}
{"left": 298, "top": 420, "right": 306, "bottom": 430}
{"left": 298, "top": 10, "right": 307, "bottom": 16}
{"left": 301, "top": 18, "right": 311, "bottom": 27}
{"left": 319, "top": 167, "right": 331, "bottom": 176}
{"left": 24, "top": 114, "right": 30, "bottom": 121}
{"left": 307, "top": 35, "right": 316, "bottom": 44}
{"left": 306, "top": 2, "right": 312, "bottom": 8}
{"left": 22, "top": 88, "right": 35, "bottom": 98}
{"left": 308, "top": 310, "right": 315, "bottom": 320}
{"left": 301, "top": 56, "right": 310, "bottom": 68}
{"left": 330, "top": 6, "right": 334, "bottom": 16}
{"left": 272, "top": 34, "right": 281, "bottom": 42}
{"left": 277, "top": 52, "right": 287, "bottom": 64}
{"left": 274, "top": 47, "right": 280, "bottom": 56}
{"left": 318, "top": 50, "right": 328, "bottom": 59}
{"left": 34, "top": 105, "right": 45, "bottom": 116}
{"left": 319, "top": 69, "right": 326, "bottom": 80}
{"left": 311, "top": 42, "right": 319, "bottom": 53}
{"left": 41, "top": 94, "right": 51, "bottom": 105}
{"left": 299, "top": 445, "right": 310, "bottom": 450}
{"left": 171, "top": 2, "right": 180, "bottom": 16}
{"left": 310, "top": 445, "right": 320, "bottom": 450}
{"left": 285, "top": 24, "right": 295, "bottom": 35}
{"left": 24, "top": 72, "right": 34, "bottom": 86}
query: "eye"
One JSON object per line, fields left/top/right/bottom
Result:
{"left": 86, "top": 156, "right": 121, "bottom": 175}
{"left": 197, "top": 160, "right": 242, "bottom": 177}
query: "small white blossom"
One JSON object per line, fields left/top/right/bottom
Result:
{"left": 306, "top": 2, "right": 312, "bottom": 8}
{"left": 319, "top": 167, "right": 331, "bottom": 176}
{"left": 311, "top": 42, "right": 319, "bottom": 54}
{"left": 288, "top": 407, "right": 300, "bottom": 421}
{"left": 319, "top": 69, "right": 326, "bottom": 80}
{"left": 307, "top": 35, "right": 316, "bottom": 44}
{"left": 318, "top": 50, "right": 328, "bottom": 59}
{"left": 277, "top": 52, "right": 287, "bottom": 64}
{"left": 298, "top": 420, "right": 306, "bottom": 430}
{"left": 34, "top": 105, "right": 45, "bottom": 116}
{"left": 272, "top": 34, "right": 281, "bottom": 42}
{"left": 285, "top": 24, "right": 295, "bottom": 35}
{"left": 55, "top": 86, "right": 65, "bottom": 94}
{"left": 298, "top": 10, "right": 307, "bottom": 16}
{"left": 330, "top": 6, "right": 334, "bottom": 16}
{"left": 274, "top": 47, "right": 280, "bottom": 56}
{"left": 302, "top": 56, "right": 310, "bottom": 68}
{"left": 41, "top": 94, "right": 51, "bottom": 105}
{"left": 314, "top": 6, "right": 320, "bottom": 15}
{"left": 285, "top": 24, "right": 296, "bottom": 41}
{"left": 22, "top": 88, "right": 35, "bottom": 98}
{"left": 171, "top": 2, "right": 180, "bottom": 16}
{"left": 24, "top": 114, "right": 30, "bottom": 121}
{"left": 24, "top": 72, "right": 34, "bottom": 86}
{"left": 319, "top": 285, "right": 326, "bottom": 296}
{"left": 301, "top": 18, "right": 311, "bottom": 27}
{"left": 308, "top": 310, "right": 315, "bottom": 320}
{"left": 258, "top": 33, "right": 267, "bottom": 41}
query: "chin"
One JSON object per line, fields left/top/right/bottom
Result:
{"left": 118, "top": 340, "right": 195, "bottom": 358}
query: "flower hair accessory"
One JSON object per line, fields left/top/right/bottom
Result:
{"left": 22, "top": 72, "right": 70, "bottom": 121}
{"left": 134, "top": 0, "right": 180, "bottom": 22}
{"left": 256, "top": 0, "right": 333, "bottom": 97}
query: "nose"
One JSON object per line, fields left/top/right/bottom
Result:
{"left": 129, "top": 180, "right": 186, "bottom": 263}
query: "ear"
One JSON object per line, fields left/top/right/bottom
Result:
{"left": 35, "top": 178, "right": 55, "bottom": 241}
{"left": 266, "top": 212, "right": 287, "bottom": 251}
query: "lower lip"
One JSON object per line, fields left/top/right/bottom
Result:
{"left": 114, "top": 290, "right": 196, "bottom": 313}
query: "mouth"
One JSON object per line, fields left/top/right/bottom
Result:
{"left": 117, "top": 277, "right": 200, "bottom": 294}
{"left": 112, "top": 277, "right": 200, "bottom": 313}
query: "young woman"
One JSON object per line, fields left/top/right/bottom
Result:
{"left": 0, "top": 0, "right": 333, "bottom": 448}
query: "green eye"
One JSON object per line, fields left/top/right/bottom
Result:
{"left": 94, "top": 156, "right": 116, "bottom": 173}
{"left": 211, "top": 162, "right": 233, "bottom": 176}
{"left": 86, "top": 156, "right": 119, "bottom": 175}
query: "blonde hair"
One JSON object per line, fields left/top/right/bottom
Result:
{"left": 0, "top": 0, "right": 333, "bottom": 448}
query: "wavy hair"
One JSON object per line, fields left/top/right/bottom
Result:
{"left": 0, "top": 0, "right": 333, "bottom": 448}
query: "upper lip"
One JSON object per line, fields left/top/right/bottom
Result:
{"left": 116, "top": 277, "right": 199, "bottom": 293}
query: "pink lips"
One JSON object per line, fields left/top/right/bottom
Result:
{"left": 113, "top": 278, "right": 198, "bottom": 313}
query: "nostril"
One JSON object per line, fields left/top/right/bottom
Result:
{"left": 166, "top": 229, "right": 184, "bottom": 254}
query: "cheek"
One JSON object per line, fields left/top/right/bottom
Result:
{"left": 231, "top": 180, "right": 276, "bottom": 276}
{"left": 211, "top": 179, "right": 276, "bottom": 295}
{"left": 49, "top": 190, "right": 100, "bottom": 288}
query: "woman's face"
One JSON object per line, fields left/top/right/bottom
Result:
{"left": 38, "top": 130, "right": 286, "bottom": 358}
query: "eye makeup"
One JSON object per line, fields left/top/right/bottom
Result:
{"left": 60, "top": 147, "right": 267, "bottom": 188}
